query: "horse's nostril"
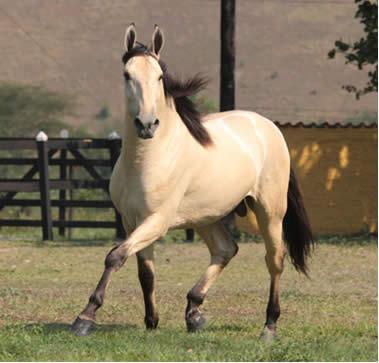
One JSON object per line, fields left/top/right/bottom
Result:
{"left": 134, "top": 117, "right": 144, "bottom": 130}
{"left": 134, "top": 117, "right": 159, "bottom": 139}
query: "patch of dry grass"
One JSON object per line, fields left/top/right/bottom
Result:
{"left": 0, "top": 238, "right": 377, "bottom": 361}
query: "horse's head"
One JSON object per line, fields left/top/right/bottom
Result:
{"left": 122, "top": 24, "right": 165, "bottom": 140}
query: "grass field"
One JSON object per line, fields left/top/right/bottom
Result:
{"left": 0, "top": 235, "right": 377, "bottom": 361}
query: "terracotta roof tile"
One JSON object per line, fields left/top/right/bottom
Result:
{"left": 274, "top": 120, "right": 377, "bottom": 128}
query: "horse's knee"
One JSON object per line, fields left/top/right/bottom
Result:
{"left": 220, "top": 242, "right": 238, "bottom": 266}
{"left": 105, "top": 246, "right": 127, "bottom": 270}
{"left": 223, "top": 247, "right": 238, "bottom": 265}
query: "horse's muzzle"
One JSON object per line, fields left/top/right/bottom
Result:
{"left": 134, "top": 117, "right": 160, "bottom": 139}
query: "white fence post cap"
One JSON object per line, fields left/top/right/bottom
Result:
{"left": 36, "top": 131, "right": 48, "bottom": 142}
{"left": 108, "top": 131, "right": 120, "bottom": 139}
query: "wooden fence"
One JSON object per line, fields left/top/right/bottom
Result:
{"left": 0, "top": 132, "right": 126, "bottom": 240}
{"left": 0, "top": 133, "right": 195, "bottom": 241}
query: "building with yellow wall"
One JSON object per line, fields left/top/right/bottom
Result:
{"left": 236, "top": 124, "right": 377, "bottom": 235}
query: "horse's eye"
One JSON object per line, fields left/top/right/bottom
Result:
{"left": 124, "top": 72, "right": 130, "bottom": 81}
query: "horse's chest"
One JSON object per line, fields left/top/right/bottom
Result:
{"left": 110, "top": 164, "right": 172, "bottom": 219}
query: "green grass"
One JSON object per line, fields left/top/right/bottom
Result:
{"left": 0, "top": 237, "right": 377, "bottom": 361}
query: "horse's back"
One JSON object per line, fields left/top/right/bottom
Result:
{"left": 209, "top": 110, "right": 291, "bottom": 199}
{"left": 174, "top": 110, "right": 289, "bottom": 227}
{"left": 202, "top": 110, "right": 290, "bottom": 178}
{"left": 204, "top": 110, "right": 291, "bottom": 216}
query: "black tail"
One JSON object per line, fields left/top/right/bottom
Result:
{"left": 283, "top": 168, "right": 314, "bottom": 275}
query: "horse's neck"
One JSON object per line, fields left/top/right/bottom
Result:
{"left": 120, "top": 105, "right": 189, "bottom": 173}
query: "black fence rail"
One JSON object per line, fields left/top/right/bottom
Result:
{"left": 0, "top": 133, "right": 126, "bottom": 240}
{"left": 0, "top": 133, "right": 195, "bottom": 242}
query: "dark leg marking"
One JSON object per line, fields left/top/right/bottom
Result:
{"left": 265, "top": 281, "right": 280, "bottom": 331}
{"left": 71, "top": 246, "right": 127, "bottom": 336}
{"left": 137, "top": 255, "right": 159, "bottom": 329}
{"left": 104, "top": 244, "right": 128, "bottom": 270}
{"left": 260, "top": 279, "right": 281, "bottom": 342}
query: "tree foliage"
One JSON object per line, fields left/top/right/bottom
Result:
{"left": 0, "top": 82, "right": 74, "bottom": 137}
{"left": 95, "top": 105, "right": 110, "bottom": 121}
{"left": 328, "top": 0, "right": 377, "bottom": 99}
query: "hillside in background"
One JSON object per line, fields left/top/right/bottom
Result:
{"left": 0, "top": 0, "right": 377, "bottom": 136}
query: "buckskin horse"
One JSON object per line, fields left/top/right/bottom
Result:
{"left": 71, "top": 24, "right": 313, "bottom": 340}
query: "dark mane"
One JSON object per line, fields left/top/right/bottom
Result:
{"left": 122, "top": 44, "right": 212, "bottom": 146}
{"left": 122, "top": 42, "right": 152, "bottom": 64}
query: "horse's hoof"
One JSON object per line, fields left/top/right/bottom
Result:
{"left": 145, "top": 315, "right": 159, "bottom": 330}
{"left": 186, "top": 310, "right": 206, "bottom": 332}
{"left": 260, "top": 325, "right": 277, "bottom": 343}
{"left": 70, "top": 317, "right": 95, "bottom": 336}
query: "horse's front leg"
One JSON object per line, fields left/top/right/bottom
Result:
{"left": 137, "top": 244, "right": 159, "bottom": 329}
{"left": 71, "top": 213, "right": 168, "bottom": 336}
{"left": 185, "top": 222, "right": 238, "bottom": 332}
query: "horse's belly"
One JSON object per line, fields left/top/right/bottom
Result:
{"left": 172, "top": 160, "right": 256, "bottom": 228}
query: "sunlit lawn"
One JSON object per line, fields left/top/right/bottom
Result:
{"left": 0, "top": 234, "right": 377, "bottom": 361}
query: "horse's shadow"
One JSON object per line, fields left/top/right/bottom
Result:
{"left": 22, "top": 322, "right": 257, "bottom": 336}
{"left": 23, "top": 322, "right": 138, "bottom": 334}
{"left": 206, "top": 323, "right": 254, "bottom": 333}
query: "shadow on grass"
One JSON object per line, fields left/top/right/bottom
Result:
{"left": 315, "top": 233, "right": 377, "bottom": 246}
{"left": 0, "top": 237, "right": 115, "bottom": 248}
{"left": 2, "top": 232, "right": 376, "bottom": 249}
{"left": 13, "top": 321, "right": 258, "bottom": 337}
{"left": 22, "top": 322, "right": 138, "bottom": 334}
{"left": 47, "top": 240, "right": 115, "bottom": 248}
{"left": 30, "top": 239, "right": 117, "bottom": 248}
{"left": 206, "top": 323, "right": 254, "bottom": 333}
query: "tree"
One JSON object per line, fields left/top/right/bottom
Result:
{"left": 95, "top": 105, "right": 110, "bottom": 120}
{"left": 0, "top": 82, "right": 74, "bottom": 137}
{"left": 328, "top": 0, "right": 377, "bottom": 99}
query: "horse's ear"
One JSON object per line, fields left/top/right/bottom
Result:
{"left": 124, "top": 23, "right": 137, "bottom": 52}
{"left": 151, "top": 25, "right": 164, "bottom": 57}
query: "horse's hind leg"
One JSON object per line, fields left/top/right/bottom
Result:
{"left": 185, "top": 221, "right": 238, "bottom": 332}
{"left": 253, "top": 198, "right": 287, "bottom": 341}
{"left": 137, "top": 244, "right": 159, "bottom": 329}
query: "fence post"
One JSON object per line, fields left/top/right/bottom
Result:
{"left": 108, "top": 132, "right": 126, "bottom": 239}
{"left": 36, "top": 131, "right": 53, "bottom": 240}
{"left": 58, "top": 129, "right": 69, "bottom": 236}
{"left": 68, "top": 163, "right": 73, "bottom": 240}
{"left": 220, "top": 0, "right": 236, "bottom": 111}
{"left": 184, "top": 229, "right": 194, "bottom": 243}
